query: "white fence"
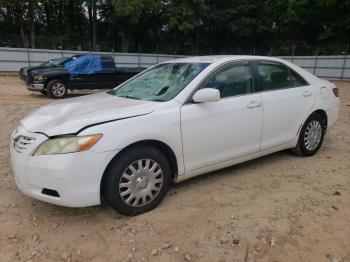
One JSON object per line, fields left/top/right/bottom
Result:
{"left": 0, "top": 47, "right": 185, "bottom": 71}
{"left": 0, "top": 47, "right": 349, "bottom": 79}
{"left": 280, "top": 55, "right": 350, "bottom": 80}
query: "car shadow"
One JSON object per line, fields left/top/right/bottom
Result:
{"left": 171, "top": 150, "right": 297, "bottom": 190}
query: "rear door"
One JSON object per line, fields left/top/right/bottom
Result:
{"left": 252, "top": 61, "right": 314, "bottom": 149}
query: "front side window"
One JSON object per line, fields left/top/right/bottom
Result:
{"left": 202, "top": 63, "right": 253, "bottom": 98}
{"left": 111, "top": 63, "right": 209, "bottom": 102}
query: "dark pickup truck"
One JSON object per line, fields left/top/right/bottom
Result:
{"left": 20, "top": 55, "right": 81, "bottom": 81}
{"left": 26, "top": 54, "right": 145, "bottom": 98}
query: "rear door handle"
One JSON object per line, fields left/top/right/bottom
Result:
{"left": 247, "top": 101, "right": 262, "bottom": 109}
{"left": 303, "top": 91, "right": 312, "bottom": 97}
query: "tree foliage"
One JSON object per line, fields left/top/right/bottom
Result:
{"left": 0, "top": 0, "right": 349, "bottom": 54}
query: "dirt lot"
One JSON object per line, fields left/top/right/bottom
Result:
{"left": 0, "top": 77, "right": 349, "bottom": 262}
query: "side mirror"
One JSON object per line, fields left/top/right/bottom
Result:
{"left": 192, "top": 88, "right": 220, "bottom": 103}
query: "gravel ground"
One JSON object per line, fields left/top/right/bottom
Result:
{"left": 0, "top": 77, "right": 349, "bottom": 262}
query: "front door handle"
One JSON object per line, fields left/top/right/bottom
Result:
{"left": 303, "top": 91, "right": 312, "bottom": 97}
{"left": 247, "top": 101, "right": 262, "bottom": 109}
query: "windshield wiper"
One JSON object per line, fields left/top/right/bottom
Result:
{"left": 119, "top": 95, "right": 141, "bottom": 100}
{"left": 156, "top": 86, "right": 169, "bottom": 96}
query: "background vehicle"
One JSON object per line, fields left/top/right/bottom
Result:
{"left": 26, "top": 54, "right": 145, "bottom": 99}
{"left": 19, "top": 56, "right": 80, "bottom": 81}
{"left": 10, "top": 56, "right": 339, "bottom": 216}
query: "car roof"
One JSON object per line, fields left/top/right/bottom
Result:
{"left": 164, "top": 55, "right": 285, "bottom": 64}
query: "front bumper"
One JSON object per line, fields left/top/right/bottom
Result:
{"left": 10, "top": 126, "right": 118, "bottom": 207}
{"left": 19, "top": 73, "right": 27, "bottom": 81}
{"left": 27, "top": 83, "right": 44, "bottom": 92}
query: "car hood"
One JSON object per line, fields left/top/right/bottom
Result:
{"left": 21, "top": 92, "right": 159, "bottom": 136}
{"left": 30, "top": 66, "right": 67, "bottom": 76}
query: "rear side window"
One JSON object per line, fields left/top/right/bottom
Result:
{"left": 101, "top": 56, "right": 115, "bottom": 73}
{"left": 257, "top": 63, "right": 291, "bottom": 90}
{"left": 202, "top": 63, "right": 253, "bottom": 98}
{"left": 256, "top": 62, "right": 308, "bottom": 91}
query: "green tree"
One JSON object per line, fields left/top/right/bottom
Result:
{"left": 0, "top": 0, "right": 349, "bottom": 54}
{"left": 111, "top": 0, "right": 163, "bottom": 52}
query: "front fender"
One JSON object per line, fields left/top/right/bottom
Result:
{"left": 79, "top": 105, "right": 185, "bottom": 176}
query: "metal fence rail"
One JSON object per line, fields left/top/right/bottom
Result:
{"left": 0, "top": 47, "right": 185, "bottom": 72}
{"left": 281, "top": 55, "right": 350, "bottom": 80}
{"left": 0, "top": 47, "right": 349, "bottom": 80}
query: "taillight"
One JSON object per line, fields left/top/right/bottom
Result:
{"left": 332, "top": 87, "right": 339, "bottom": 97}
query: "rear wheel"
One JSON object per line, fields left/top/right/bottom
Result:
{"left": 293, "top": 113, "right": 326, "bottom": 156}
{"left": 102, "top": 146, "right": 172, "bottom": 216}
{"left": 46, "top": 79, "right": 67, "bottom": 99}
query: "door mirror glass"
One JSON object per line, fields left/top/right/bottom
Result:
{"left": 192, "top": 88, "right": 220, "bottom": 103}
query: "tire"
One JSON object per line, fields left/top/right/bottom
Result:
{"left": 46, "top": 79, "right": 67, "bottom": 99}
{"left": 292, "top": 113, "right": 326, "bottom": 156}
{"left": 102, "top": 146, "right": 172, "bottom": 216}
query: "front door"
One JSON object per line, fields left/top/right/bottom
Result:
{"left": 180, "top": 62, "right": 263, "bottom": 172}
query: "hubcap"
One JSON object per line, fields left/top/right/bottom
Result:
{"left": 52, "top": 83, "right": 65, "bottom": 97}
{"left": 119, "top": 159, "right": 164, "bottom": 207}
{"left": 304, "top": 120, "right": 322, "bottom": 151}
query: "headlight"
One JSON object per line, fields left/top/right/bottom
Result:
{"left": 34, "top": 134, "right": 102, "bottom": 156}
{"left": 33, "top": 75, "right": 46, "bottom": 81}
{"left": 10, "top": 128, "right": 18, "bottom": 140}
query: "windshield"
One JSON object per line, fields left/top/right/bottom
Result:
{"left": 40, "top": 55, "right": 80, "bottom": 67}
{"left": 61, "top": 55, "right": 80, "bottom": 65}
{"left": 109, "top": 62, "right": 210, "bottom": 102}
{"left": 39, "top": 57, "right": 65, "bottom": 67}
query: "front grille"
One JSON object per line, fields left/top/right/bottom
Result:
{"left": 20, "top": 69, "right": 27, "bottom": 79}
{"left": 13, "top": 135, "right": 36, "bottom": 153}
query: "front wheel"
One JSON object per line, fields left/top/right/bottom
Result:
{"left": 46, "top": 79, "right": 67, "bottom": 99}
{"left": 102, "top": 146, "right": 172, "bottom": 216}
{"left": 293, "top": 113, "right": 326, "bottom": 156}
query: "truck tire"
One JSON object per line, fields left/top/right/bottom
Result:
{"left": 46, "top": 79, "right": 67, "bottom": 99}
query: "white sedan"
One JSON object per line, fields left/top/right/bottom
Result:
{"left": 10, "top": 56, "right": 339, "bottom": 216}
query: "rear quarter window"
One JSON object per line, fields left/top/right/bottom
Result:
{"left": 289, "top": 69, "right": 309, "bottom": 87}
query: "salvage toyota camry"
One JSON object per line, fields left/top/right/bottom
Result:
{"left": 10, "top": 56, "right": 339, "bottom": 216}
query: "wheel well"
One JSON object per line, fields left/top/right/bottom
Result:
{"left": 100, "top": 140, "right": 178, "bottom": 201}
{"left": 312, "top": 109, "right": 328, "bottom": 127}
{"left": 44, "top": 78, "right": 66, "bottom": 89}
